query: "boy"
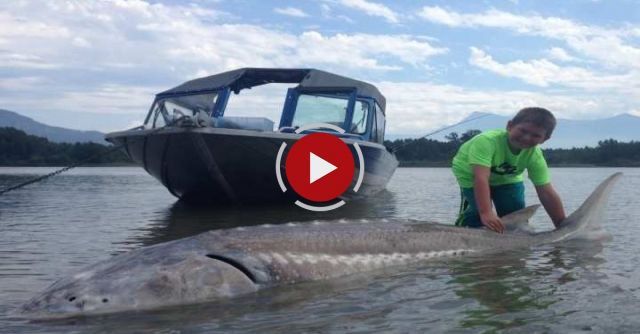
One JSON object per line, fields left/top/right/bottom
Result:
{"left": 452, "top": 107, "right": 566, "bottom": 233}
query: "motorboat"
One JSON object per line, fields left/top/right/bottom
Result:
{"left": 106, "top": 68, "right": 398, "bottom": 204}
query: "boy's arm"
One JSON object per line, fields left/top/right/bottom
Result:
{"left": 472, "top": 165, "right": 504, "bottom": 233}
{"left": 535, "top": 183, "right": 566, "bottom": 228}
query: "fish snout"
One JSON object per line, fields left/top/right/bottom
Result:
{"left": 21, "top": 284, "right": 119, "bottom": 318}
{"left": 21, "top": 253, "right": 260, "bottom": 318}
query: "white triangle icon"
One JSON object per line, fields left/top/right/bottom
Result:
{"left": 309, "top": 152, "right": 337, "bottom": 184}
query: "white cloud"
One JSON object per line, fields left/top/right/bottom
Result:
{"left": 0, "top": 76, "right": 48, "bottom": 91}
{"left": 53, "top": 84, "right": 158, "bottom": 114}
{"left": 468, "top": 47, "right": 635, "bottom": 90}
{"left": 334, "top": 0, "right": 399, "bottom": 23}
{"left": 296, "top": 32, "right": 447, "bottom": 70}
{"left": 72, "top": 37, "right": 91, "bottom": 48}
{"left": 321, "top": 4, "right": 354, "bottom": 23}
{"left": 0, "top": 11, "right": 70, "bottom": 39}
{"left": 418, "top": 6, "right": 640, "bottom": 70}
{"left": 274, "top": 7, "right": 309, "bottom": 18}
{"left": 0, "top": 52, "right": 61, "bottom": 69}
{"left": 546, "top": 47, "right": 576, "bottom": 62}
{"left": 0, "top": 80, "right": 155, "bottom": 113}
{"left": 417, "top": 6, "right": 464, "bottom": 27}
{"left": 0, "top": 0, "right": 446, "bottom": 130}
{"left": 0, "top": 1, "right": 445, "bottom": 77}
{"left": 321, "top": 3, "right": 331, "bottom": 16}
{"left": 378, "top": 81, "right": 632, "bottom": 135}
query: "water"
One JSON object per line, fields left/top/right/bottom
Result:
{"left": 0, "top": 167, "right": 638, "bottom": 333}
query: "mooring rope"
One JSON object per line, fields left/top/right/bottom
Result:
{"left": 0, "top": 115, "right": 190, "bottom": 196}
{"left": 0, "top": 144, "right": 125, "bottom": 196}
{"left": 389, "top": 113, "right": 490, "bottom": 152}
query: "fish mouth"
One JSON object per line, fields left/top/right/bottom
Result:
{"left": 205, "top": 254, "right": 257, "bottom": 283}
{"left": 21, "top": 298, "right": 86, "bottom": 320}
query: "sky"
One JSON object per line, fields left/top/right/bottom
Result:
{"left": 1, "top": 0, "right": 639, "bottom": 137}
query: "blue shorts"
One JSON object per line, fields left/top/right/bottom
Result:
{"left": 454, "top": 182, "right": 525, "bottom": 228}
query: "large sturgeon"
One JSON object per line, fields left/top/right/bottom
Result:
{"left": 22, "top": 173, "right": 621, "bottom": 318}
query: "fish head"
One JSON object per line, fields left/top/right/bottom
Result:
{"left": 21, "top": 249, "right": 258, "bottom": 318}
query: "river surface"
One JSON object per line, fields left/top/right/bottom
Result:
{"left": 0, "top": 167, "right": 638, "bottom": 333}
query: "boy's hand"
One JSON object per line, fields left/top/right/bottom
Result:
{"left": 480, "top": 212, "right": 504, "bottom": 233}
{"left": 535, "top": 184, "right": 566, "bottom": 228}
{"left": 472, "top": 165, "right": 504, "bottom": 233}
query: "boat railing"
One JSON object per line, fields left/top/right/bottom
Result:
{"left": 160, "top": 110, "right": 276, "bottom": 132}
{"left": 212, "top": 117, "right": 274, "bottom": 132}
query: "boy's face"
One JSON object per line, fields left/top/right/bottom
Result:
{"left": 506, "top": 121, "right": 547, "bottom": 150}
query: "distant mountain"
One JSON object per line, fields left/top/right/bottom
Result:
{"left": 0, "top": 109, "right": 106, "bottom": 144}
{"left": 428, "top": 112, "right": 640, "bottom": 149}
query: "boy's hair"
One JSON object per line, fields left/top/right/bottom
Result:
{"left": 511, "top": 107, "right": 556, "bottom": 139}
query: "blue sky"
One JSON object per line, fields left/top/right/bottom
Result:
{"left": 0, "top": 0, "right": 638, "bottom": 136}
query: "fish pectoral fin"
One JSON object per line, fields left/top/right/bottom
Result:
{"left": 501, "top": 204, "right": 541, "bottom": 233}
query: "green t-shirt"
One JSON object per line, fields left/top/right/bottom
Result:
{"left": 452, "top": 129, "right": 550, "bottom": 188}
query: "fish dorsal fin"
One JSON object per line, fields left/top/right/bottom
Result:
{"left": 501, "top": 204, "right": 541, "bottom": 233}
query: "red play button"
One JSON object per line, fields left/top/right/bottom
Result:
{"left": 285, "top": 133, "right": 355, "bottom": 202}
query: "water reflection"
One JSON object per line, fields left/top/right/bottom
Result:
{"left": 449, "top": 240, "right": 606, "bottom": 332}
{"left": 127, "top": 190, "right": 398, "bottom": 248}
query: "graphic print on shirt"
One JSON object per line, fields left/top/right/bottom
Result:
{"left": 491, "top": 162, "right": 517, "bottom": 176}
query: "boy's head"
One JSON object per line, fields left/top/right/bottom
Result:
{"left": 506, "top": 107, "right": 557, "bottom": 149}
{"left": 510, "top": 107, "right": 557, "bottom": 138}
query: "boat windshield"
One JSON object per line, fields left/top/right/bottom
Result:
{"left": 291, "top": 93, "right": 368, "bottom": 134}
{"left": 291, "top": 93, "right": 349, "bottom": 129}
{"left": 144, "top": 92, "right": 218, "bottom": 128}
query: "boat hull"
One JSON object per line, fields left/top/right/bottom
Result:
{"left": 106, "top": 127, "right": 398, "bottom": 204}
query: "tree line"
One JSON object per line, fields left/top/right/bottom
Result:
{"left": 385, "top": 130, "right": 640, "bottom": 167}
{"left": 2, "top": 126, "right": 639, "bottom": 167}
{"left": 0, "top": 127, "right": 131, "bottom": 165}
